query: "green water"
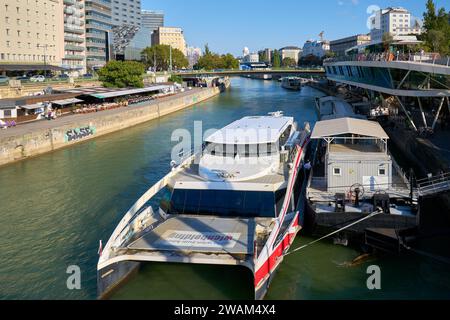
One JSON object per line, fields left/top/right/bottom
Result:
{"left": 1, "top": 78, "right": 449, "bottom": 300}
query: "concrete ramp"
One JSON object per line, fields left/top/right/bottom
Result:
{"left": 128, "top": 216, "right": 255, "bottom": 255}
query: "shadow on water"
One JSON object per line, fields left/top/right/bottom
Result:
{"left": 110, "top": 263, "right": 254, "bottom": 300}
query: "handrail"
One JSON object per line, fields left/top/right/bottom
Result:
{"left": 324, "top": 53, "right": 450, "bottom": 67}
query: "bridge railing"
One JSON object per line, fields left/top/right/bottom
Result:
{"left": 324, "top": 53, "right": 450, "bottom": 67}
{"left": 417, "top": 172, "right": 450, "bottom": 196}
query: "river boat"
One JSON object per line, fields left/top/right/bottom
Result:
{"left": 97, "top": 112, "right": 311, "bottom": 300}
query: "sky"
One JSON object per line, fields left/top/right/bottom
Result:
{"left": 142, "top": 0, "right": 449, "bottom": 56}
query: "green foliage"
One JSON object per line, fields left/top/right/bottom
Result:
{"left": 194, "top": 47, "right": 239, "bottom": 70}
{"left": 298, "top": 54, "right": 322, "bottom": 67}
{"left": 169, "top": 75, "right": 183, "bottom": 84}
{"left": 272, "top": 50, "right": 281, "bottom": 68}
{"left": 282, "top": 57, "right": 297, "bottom": 68}
{"left": 98, "top": 61, "right": 145, "bottom": 88}
{"left": 142, "top": 44, "right": 189, "bottom": 71}
{"left": 422, "top": 0, "right": 450, "bottom": 55}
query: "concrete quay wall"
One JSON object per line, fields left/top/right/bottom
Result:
{"left": 0, "top": 87, "right": 222, "bottom": 167}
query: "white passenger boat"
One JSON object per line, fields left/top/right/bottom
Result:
{"left": 97, "top": 112, "right": 311, "bottom": 299}
{"left": 281, "top": 77, "right": 302, "bottom": 91}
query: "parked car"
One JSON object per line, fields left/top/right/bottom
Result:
{"left": 0, "top": 76, "right": 10, "bottom": 84}
{"left": 30, "top": 75, "right": 46, "bottom": 82}
{"left": 82, "top": 73, "right": 94, "bottom": 79}
{"left": 16, "top": 75, "right": 30, "bottom": 82}
{"left": 57, "top": 74, "right": 70, "bottom": 80}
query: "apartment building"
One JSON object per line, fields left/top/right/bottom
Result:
{"left": 63, "top": 0, "right": 86, "bottom": 75}
{"left": 85, "top": 0, "right": 113, "bottom": 69}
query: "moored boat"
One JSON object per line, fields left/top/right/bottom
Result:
{"left": 97, "top": 112, "right": 311, "bottom": 299}
{"left": 281, "top": 77, "right": 302, "bottom": 91}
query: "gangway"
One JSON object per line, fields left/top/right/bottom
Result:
{"left": 417, "top": 172, "right": 450, "bottom": 197}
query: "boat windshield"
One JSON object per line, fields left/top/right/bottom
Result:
{"left": 204, "top": 143, "right": 278, "bottom": 157}
{"left": 168, "top": 189, "right": 277, "bottom": 218}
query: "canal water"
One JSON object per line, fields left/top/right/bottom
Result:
{"left": 1, "top": 78, "right": 449, "bottom": 300}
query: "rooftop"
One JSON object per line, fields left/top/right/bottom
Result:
{"left": 205, "top": 115, "right": 293, "bottom": 145}
{"left": 311, "top": 117, "right": 389, "bottom": 139}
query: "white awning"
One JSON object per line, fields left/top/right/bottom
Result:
{"left": 89, "top": 85, "right": 172, "bottom": 99}
{"left": 20, "top": 103, "right": 45, "bottom": 110}
{"left": 51, "top": 98, "right": 84, "bottom": 105}
{"left": 311, "top": 117, "right": 389, "bottom": 139}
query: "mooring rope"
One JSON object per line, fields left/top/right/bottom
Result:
{"left": 284, "top": 209, "right": 383, "bottom": 257}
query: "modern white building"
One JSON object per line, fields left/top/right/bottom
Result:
{"left": 111, "top": 0, "right": 142, "bottom": 26}
{"left": 279, "top": 46, "right": 302, "bottom": 64}
{"left": 370, "top": 7, "right": 422, "bottom": 44}
{"left": 301, "top": 40, "right": 330, "bottom": 58}
{"left": 243, "top": 52, "right": 259, "bottom": 63}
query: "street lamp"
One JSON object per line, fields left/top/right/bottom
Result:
{"left": 37, "top": 44, "right": 55, "bottom": 78}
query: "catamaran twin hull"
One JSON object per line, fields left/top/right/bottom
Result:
{"left": 97, "top": 117, "right": 311, "bottom": 300}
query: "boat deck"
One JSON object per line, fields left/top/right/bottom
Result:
{"left": 127, "top": 216, "right": 256, "bottom": 255}
{"left": 171, "top": 163, "right": 288, "bottom": 187}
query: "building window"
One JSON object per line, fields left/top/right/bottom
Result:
{"left": 333, "top": 167, "right": 342, "bottom": 176}
{"left": 4, "top": 110, "right": 12, "bottom": 118}
{"left": 378, "top": 168, "right": 386, "bottom": 176}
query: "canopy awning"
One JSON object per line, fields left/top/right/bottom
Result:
{"left": 311, "top": 117, "right": 389, "bottom": 139}
{"left": 20, "top": 103, "right": 45, "bottom": 110}
{"left": 0, "top": 64, "right": 66, "bottom": 71}
{"left": 51, "top": 98, "right": 84, "bottom": 106}
{"left": 88, "top": 85, "right": 171, "bottom": 99}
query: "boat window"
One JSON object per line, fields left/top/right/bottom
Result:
{"left": 205, "top": 143, "right": 277, "bottom": 157}
{"left": 279, "top": 125, "right": 292, "bottom": 146}
{"left": 168, "top": 189, "right": 276, "bottom": 218}
{"left": 378, "top": 168, "right": 386, "bottom": 176}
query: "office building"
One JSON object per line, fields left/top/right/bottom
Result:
{"left": 330, "top": 34, "right": 371, "bottom": 56}
{"left": 141, "top": 10, "right": 164, "bottom": 36}
{"left": 0, "top": 0, "right": 64, "bottom": 69}
{"left": 151, "top": 27, "right": 186, "bottom": 56}
{"left": 111, "top": 0, "right": 141, "bottom": 26}
{"left": 279, "top": 46, "right": 302, "bottom": 64}
{"left": 370, "top": 7, "right": 422, "bottom": 44}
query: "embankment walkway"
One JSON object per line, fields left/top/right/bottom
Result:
{"left": 0, "top": 86, "right": 223, "bottom": 166}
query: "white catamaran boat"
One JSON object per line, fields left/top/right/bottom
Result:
{"left": 97, "top": 112, "right": 311, "bottom": 300}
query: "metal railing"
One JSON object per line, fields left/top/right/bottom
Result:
{"left": 417, "top": 172, "right": 450, "bottom": 197}
{"left": 324, "top": 53, "right": 450, "bottom": 67}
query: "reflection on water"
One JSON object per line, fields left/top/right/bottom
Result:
{"left": 0, "top": 78, "right": 449, "bottom": 300}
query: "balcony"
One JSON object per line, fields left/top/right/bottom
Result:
{"left": 64, "top": 54, "right": 85, "bottom": 60}
{"left": 64, "top": 35, "right": 84, "bottom": 43}
{"left": 64, "top": 26, "right": 84, "bottom": 35}
{"left": 65, "top": 44, "right": 85, "bottom": 52}
{"left": 86, "top": 41, "right": 106, "bottom": 48}
{"left": 64, "top": 0, "right": 75, "bottom": 5}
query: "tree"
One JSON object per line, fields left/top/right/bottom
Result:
{"left": 272, "top": 50, "right": 281, "bottom": 68}
{"left": 142, "top": 45, "right": 188, "bottom": 71}
{"left": 98, "top": 61, "right": 145, "bottom": 88}
{"left": 422, "top": 0, "right": 450, "bottom": 55}
{"left": 194, "top": 48, "right": 239, "bottom": 70}
{"left": 221, "top": 53, "right": 239, "bottom": 69}
{"left": 282, "top": 57, "right": 297, "bottom": 68}
{"left": 169, "top": 75, "right": 183, "bottom": 84}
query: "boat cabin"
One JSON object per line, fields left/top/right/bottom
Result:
{"left": 309, "top": 117, "right": 393, "bottom": 195}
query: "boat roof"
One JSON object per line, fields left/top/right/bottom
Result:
{"left": 205, "top": 115, "right": 293, "bottom": 144}
{"left": 311, "top": 117, "right": 389, "bottom": 139}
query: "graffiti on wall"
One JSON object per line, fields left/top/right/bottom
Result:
{"left": 65, "top": 126, "right": 96, "bottom": 142}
